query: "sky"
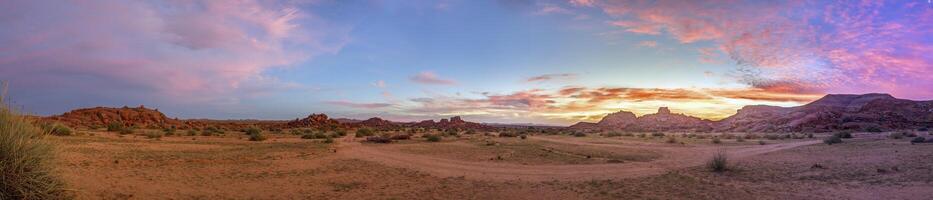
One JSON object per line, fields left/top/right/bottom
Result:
{"left": 0, "top": 0, "right": 930, "bottom": 125}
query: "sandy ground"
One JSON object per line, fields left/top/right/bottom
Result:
{"left": 53, "top": 131, "right": 933, "bottom": 199}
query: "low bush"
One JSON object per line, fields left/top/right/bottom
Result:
{"left": 44, "top": 123, "right": 73, "bottom": 136}
{"left": 162, "top": 127, "right": 176, "bottom": 136}
{"left": 711, "top": 138, "right": 722, "bottom": 144}
{"left": 708, "top": 152, "right": 728, "bottom": 172}
{"left": 186, "top": 129, "right": 197, "bottom": 136}
{"left": 736, "top": 137, "right": 745, "bottom": 142}
{"left": 888, "top": 132, "right": 904, "bottom": 139}
{"left": 426, "top": 134, "right": 442, "bottom": 142}
{"left": 519, "top": 135, "right": 527, "bottom": 139}
{"left": 366, "top": 136, "right": 391, "bottom": 143}
{"left": 605, "top": 132, "right": 623, "bottom": 137}
{"left": 300, "top": 134, "right": 315, "bottom": 139}
{"left": 390, "top": 134, "right": 411, "bottom": 140}
{"left": 910, "top": 137, "right": 926, "bottom": 144}
{"left": 289, "top": 129, "right": 303, "bottom": 135}
{"left": 572, "top": 132, "right": 586, "bottom": 137}
{"left": 356, "top": 128, "right": 375, "bottom": 137}
{"left": 245, "top": 127, "right": 261, "bottom": 136}
{"left": 666, "top": 137, "right": 677, "bottom": 144}
{"left": 865, "top": 126, "right": 883, "bottom": 133}
{"left": 323, "top": 137, "right": 334, "bottom": 144}
{"left": 335, "top": 129, "right": 348, "bottom": 137}
{"left": 919, "top": 127, "right": 929, "bottom": 132}
{"left": 144, "top": 130, "right": 163, "bottom": 139}
{"left": 758, "top": 140, "right": 766, "bottom": 145}
{"left": 651, "top": 132, "right": 665, "bottom": 137}
{"left": 118, "top": 128, "right": 134, "bottom": 135}
{"left": 106, "top": 121, "right": 125, "bottom": 132}
{"left": 824, "top": 135, "right": 843, "bottom": 145}
{"left": 833, "top": 131, "right": 853, "bottom": 139}
{"left": 249, "top": 132, "right": 267, "bottom": 141}
{"left": 764, "top": 134, "right": 780, "bottom": 140}
{"left": 499, "top": 131, "right": 519, "bottom": 137}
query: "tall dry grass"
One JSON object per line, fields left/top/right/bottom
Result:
{"left": 1, "top": 91, "right": 70, "bottom": 199}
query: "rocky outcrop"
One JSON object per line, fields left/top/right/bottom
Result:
{"left": 579, "top": 93, "right": 933, "bottom": 133}
{"left": 285, "top": 113, "right": 342, "bottom": 129}
{"left": 716, "top": 93, "right": 933, "bottom": 132}
{"left": 44, "top": 106, "right": 185, "bottom": 129}
{"left": 411, "top": 116, "right": 491, "bottom": 130}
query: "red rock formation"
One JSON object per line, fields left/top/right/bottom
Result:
{"left": 285, "top": 113, "right": 342, "bottom": 129}
{"left": 44, "top": 106, "right": 184, "bottom": 128}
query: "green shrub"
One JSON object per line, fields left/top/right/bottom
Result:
{"left": 249, "top": 132, "right": 267, "bottom": 141}
{"left": 335, "top": 129, "right": 348, "bottom": 137}
{"left": 366, "top": 136, "right": 391, "bottom": 143}
{"left": 426, "top": 134, "right": 441, "bottom": 142}
{"left": 355, "top": 128, "right": 375, "bottom": 137}
{"left": 106, "top": 121, "right": 125, "bottom": 132}
{"left": 1, "top": 102, "right": 69, "bottom": 199}
{"left": 764, "top": 134, "right": 780, "bottom": 140}
{"left": 651, "top": 132, "right": 665, "bottom": 137}
{"left": 162, "top": 127, "right": 176, "bottom": 136}
{"left": 390, "top": 134, "right": 411, "bottom": 140}
{"left": 711, "top": 138, "right": 722, "bottom": 144}
{"left": 323, "top": 137, "right": 334, "bottom": 144}
{"left": 865, "top": 126, "right": 883, "bottom": 133}
{"left": 289, "top": 129, "right": 303, "bottom": 135}
{"left": 708, "top": 152, "right": 728, "bottom": 172}
{"left": 45, "top": 123, "right": 73, "bottom": 136}
{"left": 519, "top": 135, "right": 527, "bottom": 140}
{"left": 824, "top": 135, "right": 843, "bottom": 145}
{"left": 572, "top": 132, "right": 586, "bottom": 137}
{"left": 186, "top": 129, "right": 197, "bottom": 136}
{"left": 245, "top": 127, "right": 261, "bottom": 136}
{"left": 144, "top": 131, "right": 163, "bottom": 139}
{"left": 300, "top": 133, "right": 315, "bottom": 139}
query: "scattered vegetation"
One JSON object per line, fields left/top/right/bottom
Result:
{"left": 389, "top": 134, "right": 411, "bottom": 140}
{"left": 665, "top": 136, "right": 677, "bottom": 144}
{"left": 144, "top": 130, "right": 163, "bottom": 139}
{"left": 425, "top": 134, "right": 441, "bottom": 142}
{"left": 711, "top": 138, "right": 722, "bottom": 144}
{"left": 651, "top": 132, "right": 665, "bottom": 137}
{"left": 248, "top": 131, "right": 267, "bottom": 141}
{"left": 910, "top": 137, "right": 926, "bottom": 144}
{"left": 41, "top": 123, "right": 73, "bottom": 136}
{"left": 823, "top": 135, "right": 843, "bottom": 145}
{"left": 245, "top": 127, "right": 262, "bottom": 136}
{"left": 355, "top": 128, "right": 375, "bottom": 137}
{"left": 833, "top": 131, "right": 853, "bottom": 139}
{"left": 888, "top": 132, "right": 904, "bottom": 139}
{"left": 106, "top": 121, "right": 125, "bottom": 132}
{"left": 605, "top": 131, "right": 622, "bottom": 137}
{"left": 707, "top": 151, "right": 728, "bottom": 172}
{"left": 864, "top": 126, "right": 883, "bottom": 133}
{"left": 572, "top": 132, "right": 586, "bottom": 137}
{"left": 366, "top": 136, "right": 391, "bottom": 143}
{"left": 323, "top": 137, "right": 334, "bottom": 144}
{"left": 186, "top": 129, "right": 197, "bottom": 136}
{"left": 1, "top": 99, "right": 69, "bottom": 199}
{"left": 758, "top": 140, "right": 766, "bottom": 145}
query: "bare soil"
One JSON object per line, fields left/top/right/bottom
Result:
{"left": 54, "top": 130, "right": 933, "bottom": 199}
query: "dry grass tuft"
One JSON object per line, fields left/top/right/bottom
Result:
{"left": 1, "top": 97, "right": 70, "bottom": 199}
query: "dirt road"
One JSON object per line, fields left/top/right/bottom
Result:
{"left": 338, "top": 136, "right": 821, "bottom": 181}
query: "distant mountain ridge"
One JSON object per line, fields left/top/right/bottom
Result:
{"left": 572, "top": 93, "right": 933, "bottom": 133}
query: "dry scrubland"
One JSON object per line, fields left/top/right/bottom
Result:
{"left": 11, "top": 126, "right": 923, "bottom": 200}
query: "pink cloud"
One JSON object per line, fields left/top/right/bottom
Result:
{"left": 325, "top": 100, "right": 393, "bottom": 109}
{"left": 410, "top": 71, "right": 457, "bottom": 85}
{"left": 569, "top": 0, "right": 596, "bottom": 7}
{"left": 0, "top": 0, "right": 348, "bottom": 103}
{"left": 586, "top": 0, "right": 933, "bottom": 99}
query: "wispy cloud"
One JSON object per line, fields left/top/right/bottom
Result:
{"left": 372, "top": 80, "right": 387, "bottom": 88}
{"left": 324, "top": 100, "right": 393, "bottom": 109}
{"left": 410, "top": 71, "right": 457, "bottom": 85}
{"left": 638, "top": 40, "right": 658, "bottom": 48}
{"left": 526, "top": 73, "right": 576, "bottom": 82}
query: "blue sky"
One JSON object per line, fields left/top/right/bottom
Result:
{"left": 1, "top": 0, "right": 929, "bottom": 125}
